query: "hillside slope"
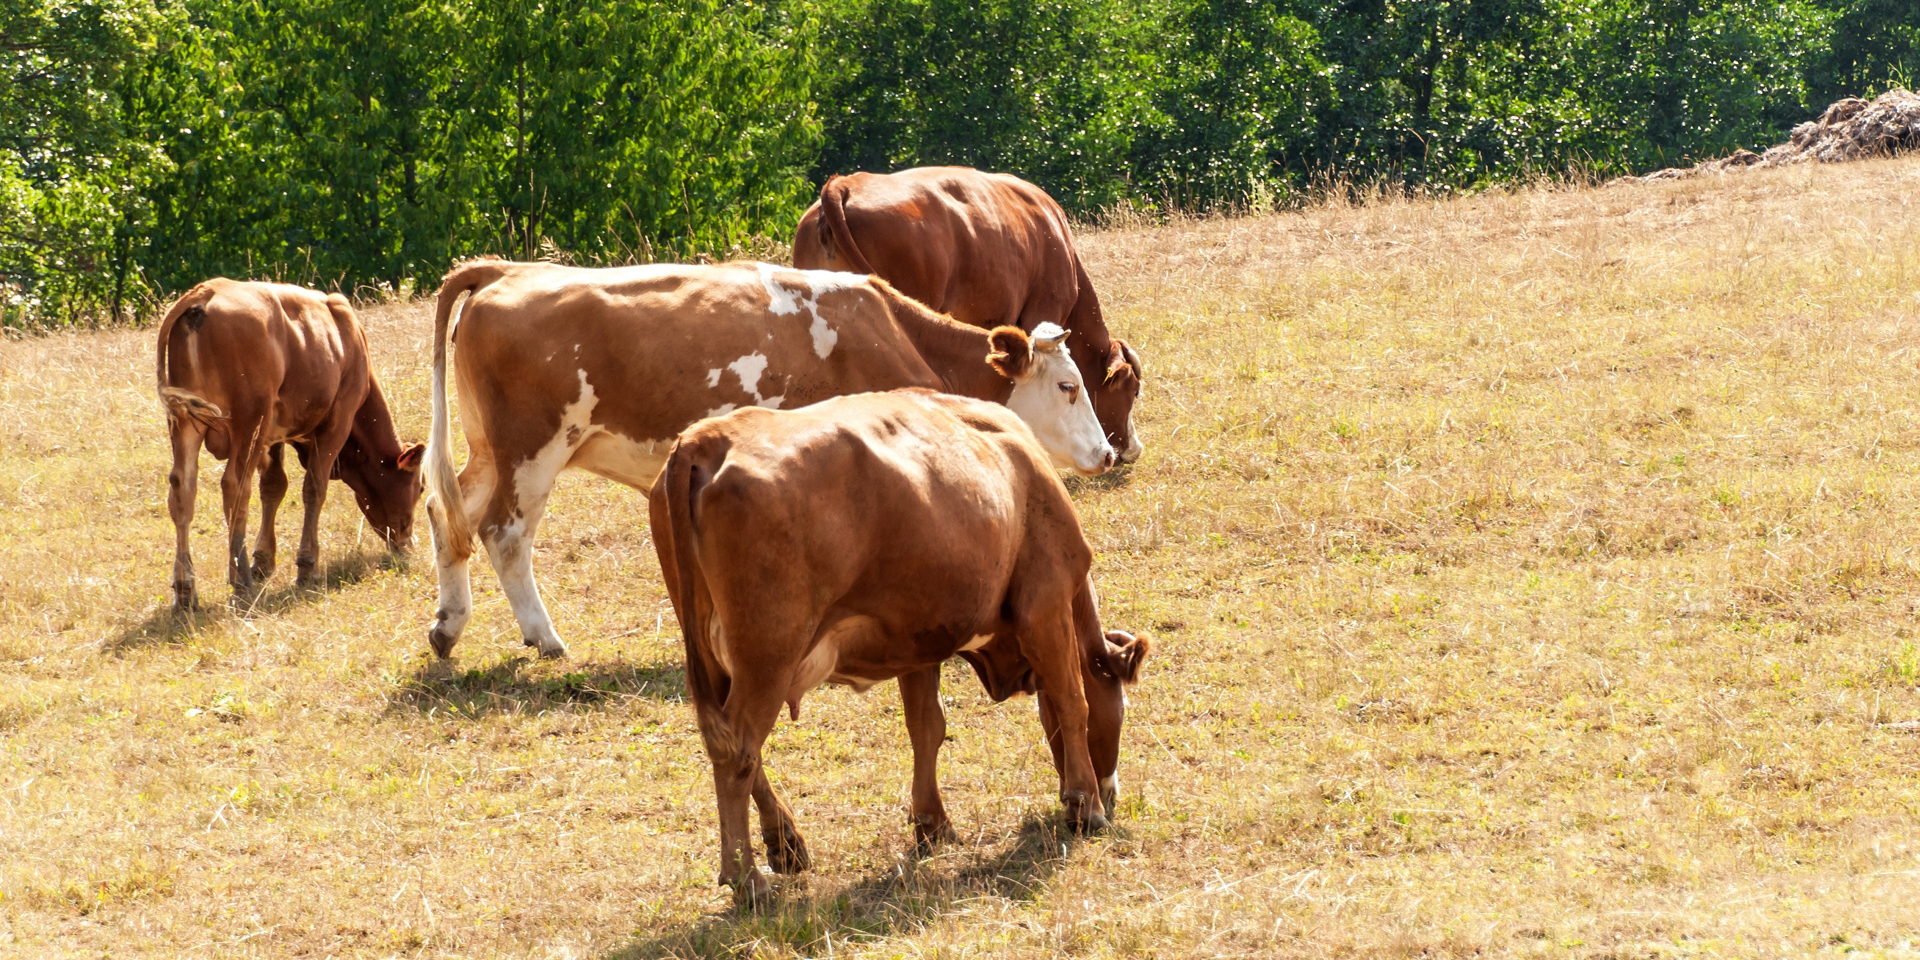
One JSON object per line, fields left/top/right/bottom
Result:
{"left": 2, "top": 157, "right": 1918, "bottom": 958}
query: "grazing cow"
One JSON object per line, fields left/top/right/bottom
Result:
{"left": 424, "top": 259, "right": 1115, "bottom": 660}
{"left": 650, "top": 389, "right": 1150, "bottom": 902}
{"left": 156, "top": 279, "right": 426, "bottom": 610}
{"left": 792, "top": 166, "right": 1146, "bottom": 462}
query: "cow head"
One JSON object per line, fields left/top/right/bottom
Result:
{"left": 336, "top": 441, "right": 427, "bottom": 549}
{"left": 1037, "top": 629, "right": 1151, "bottom": 815}
{"left": 989, "top": 322, "right": 1116, "bottom": 475}
{"left": 1093, "top": 338, "right": 1144, "bottom": 464}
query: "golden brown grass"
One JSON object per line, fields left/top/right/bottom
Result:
{"left": 4, "top": 157, "right": 1920, "bottom": 958}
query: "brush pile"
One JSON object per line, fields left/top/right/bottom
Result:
{"left": 1619, "top": 88, "right": 1920, "bottom": 184}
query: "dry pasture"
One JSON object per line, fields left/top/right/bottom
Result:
{"left": 3, "top": 156, "right": 1920, "bottom": 958}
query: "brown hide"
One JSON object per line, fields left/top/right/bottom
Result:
{"left": 649, "top": 389, "right": 1148, "bottom": 902}
{"left": 793, "top": 166, "right": 1145, "bottom": 461}
{"left": 156, "top": 279, "right": 424, "bottom": 610}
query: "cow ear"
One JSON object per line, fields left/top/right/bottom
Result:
{"left": 987, "top": 326, "right": 1034, "bottom": 380}
{"left": 396, "top": 443, "right": 426, "bottom": 473}
{"left": 1102, "top": 630, "right": 1151, "bottom": 685}
{"left": 1104, "top": 339, "right": 1132, "bottom": 384}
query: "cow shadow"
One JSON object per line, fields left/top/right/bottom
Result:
{"left": 602, "top": 813, "right": 1103, "bottom": 959}
{"left": 386, "top": 655, "right": 688, "bottom": 717}
{"left": 100, "top": 549, "right": 399, "bottom": 653}
{"left": 1065, "top": 460, "right": 1135, "bottom": 493}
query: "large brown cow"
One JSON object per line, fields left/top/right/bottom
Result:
{"left": 651, "top": 389, "right": 1150, "bottom": 903}
{"left": 792, "top": 166, "right": 1145, "bottom": 463}
{"left": 424, "top": 259, "right": 1115, "bottom": 659}
{"left": 157, "top": 279, "right": 426, "bottom": 610}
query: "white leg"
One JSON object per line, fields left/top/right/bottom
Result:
{"left": 484, "top": 518, "right": 566, "bottom": 658}
{"left": 427, "top": 467, "right": 493, "bottom": 657}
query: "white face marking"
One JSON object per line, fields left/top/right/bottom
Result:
{"left": 1100, "top": 773, "right": 1119, "bottom": 795}
{"left": 754, "top": 262, "right": 857, "bottom": 359}
{"left": 1004, "top": 323, "right": 1115, "bottom": 475}
{"left": 960, "top": 633, "right": 993, "bottom": 652}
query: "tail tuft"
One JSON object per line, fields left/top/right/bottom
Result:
{"left": 159, "top": 387, "right": 226, "bottom": 427}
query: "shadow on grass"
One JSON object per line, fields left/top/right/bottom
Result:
{"left": 604, "top": 813, "right": 1091, "bottom": 959}
{"left": 387, "top": 655, "right": 688, "bottom": 717}
{"left": 100, "top": 549, "right": 400, "bottom": 654}
{"left": 1064, "top": 460, "right": 1136, "bottom": 493}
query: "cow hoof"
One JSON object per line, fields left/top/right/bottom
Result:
{"left": 173, "top": 582, "right": 198, "bottom": 613}
{"left": 249, "top": 551, "right": 275, "bottom": 582}
{"left": 1062, "top": 791, "right": 1109, "bottom": 835}
{"left": 525, "top": 636, "right": 569, "bottom": 659}
{"left": 725, "top": 871, "right": 774, "bottom": 911}
{"left": 295, "top": 562, "right": 322, "bottom": 589}
{"left": 428, "top": 624, "right": 459, "bottom": 659}
{"left": 764, "top": 823, "right": 811, "bottom": 874}
{"left": 910, "top": 814, "right": 959, "bottom": 854}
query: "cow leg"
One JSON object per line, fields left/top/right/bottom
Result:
{"left": 251, "top": 443, "right": 288, "bottom": 583}
{"left": 707, "top": 674, "right": 787, "bottom": 906}
{"left": 478, "top": 457, "right": 567, "bottom": 658}
{"left": 167, "top": 424, "right": 204, "bottom": 611}
{"left": 1019, "top": 608, "right": 1107, "bottom": 832}
{"left": 427, "top": 453, "right": 496, "bottom": 657}
{"left": 899, "top": 664, "right": 960, "bottom": 852}
{"left": 220, "top": 422, "right": 266, "bottom": 600}
{"left": 296, "top": 410, "right": 356, "bottom": 589}
{"left": 751, "top": 767, "right": 809, "bottom": 874}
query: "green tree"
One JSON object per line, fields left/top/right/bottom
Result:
{"left": 1, "top": 0, "right": 172, "bottom": 326}
{"left": 1814, "top": 0, "right": 1920, "bottom": 103}
{"left": 814, "top": 0, "right": 1157, "bottom": 210}
{"left": 1130, "top": 0, "right": 1330, "bottom": 207}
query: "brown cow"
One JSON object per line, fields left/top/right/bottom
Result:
{"left": 651, "top": 389, "right": 1150, "bottom": 903}
{"left": 793, "top": 166, "right": 1145, "bottom": 463}
{"left": 424, "top": 259, "right": 1114, "bottom": 659}
{"left": 156, "top": 279, "right": 425, "bottom": 610}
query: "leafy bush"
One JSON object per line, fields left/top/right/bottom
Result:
{"left": 0, "top": 0, "right": 1900, "bottom": 326}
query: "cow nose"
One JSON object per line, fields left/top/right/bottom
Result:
{"left": 1100, "top": 449, "right": 1116, "bottom": 471}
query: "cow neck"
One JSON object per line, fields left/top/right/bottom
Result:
{"left": 893, "top": 300, "right": 1015, "bottom": 404}
{"left": 347, "top": 376, "right": 407, "bottom": 462}
{"left": 1063, "top": 270, "right": 1115, "bottom": 370}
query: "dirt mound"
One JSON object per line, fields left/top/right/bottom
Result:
{"left": 1617, "top": 88, "right": 1920, "bottom": 184}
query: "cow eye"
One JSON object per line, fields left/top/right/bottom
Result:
{"left": 1058, "top": 382, "right": 1078, "bottom": 402}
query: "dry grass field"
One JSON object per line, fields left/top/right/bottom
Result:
{"left": 5, "top": 156, "right": 1920, "bottom": 959}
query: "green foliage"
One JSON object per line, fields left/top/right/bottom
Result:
{"left": 124, "top": 0, "right": 821, "bottom": 299}
{"left": 1129, "top": 0, "right": 1330, "bottom": 206}
{"left": 1, "top": 0, "right": 173, "bottom": 326}
{"left": 1, "top": 0, "right": 1903, "bottom": 325}
{"left": 813, "top": 0, "right": 1157, "bottom": 209}
{"left": 1815, "top": 0, "right": 1920, "bottom": 103}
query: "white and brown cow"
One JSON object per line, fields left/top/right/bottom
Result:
{"left": 424, "top": 259, "right": 1115, "bottom": 659}
{"left": 651, "top": 389, "right": 1150, "bottom": 903}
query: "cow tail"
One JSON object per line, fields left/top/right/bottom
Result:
{"left": 426, "top": 259, "right": 509, "bottom": 561}
{"left": 818, "top": 175, "right": 875, "bottom": 275}
{"left": 154, "top": 284, "right": 225, "bottom": 428}
{"left": 657, "top": 436, "right": 741, "bottom": 765}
